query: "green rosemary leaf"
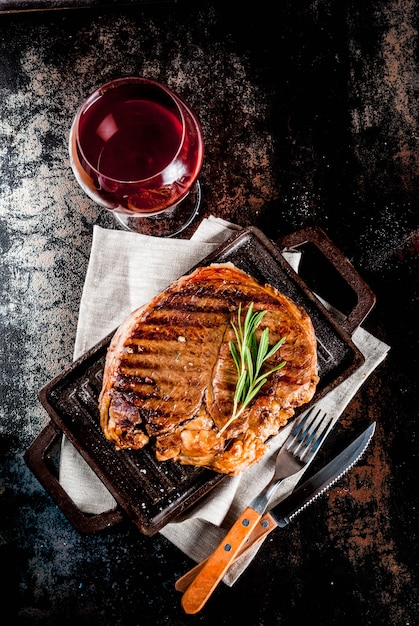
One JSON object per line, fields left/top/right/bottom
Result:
{"left": 264, "top": 336, "right": 286, "bottom": 360}
{"left": 231, "top": 319, "right": 241, "bottom": 349}
{"left": 244, "top": 378, "right": 268, "bottom": 406}
{"left": 235, "top": 369, "right": 248, "bottom": 403}
{"left": 250, "top": 331, "right": 258, "bottom": 363}
{"left": 229, "top": 341, "right": 240, "bottom": 372}
{"left": 244, "top": 344, "right": 254, "bottom": 383}
{"left": 253, "top": 360, "right": 286, "bottom": 387}
{"left": 249, "top": 310, "right": 266, "bottom": 333}
{"left": 255, "top": 327, "right": 269, "bottom": 373}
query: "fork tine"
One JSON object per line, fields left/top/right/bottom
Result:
{"left": 287, "top": 406, "right": 332, "bottom": 464}
{"left": 288, "top": 406, "right": 317, "bottom": 439}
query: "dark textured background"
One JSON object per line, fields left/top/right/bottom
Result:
{"left": 0, "top": 0, "right": 160, "bottom": 12}
{"left": 0, "top": 1, "right": 418, "bottom": 624}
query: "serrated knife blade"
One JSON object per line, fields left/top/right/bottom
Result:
{"left": 269, "top": 419, "right": 376, "bottom": 528}
{"left": 176, "top": 421, "right": 376, "bottom": 597}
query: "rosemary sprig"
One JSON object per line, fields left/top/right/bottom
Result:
{"left": 218, "top": 303, "right": 286, "bottom": 436}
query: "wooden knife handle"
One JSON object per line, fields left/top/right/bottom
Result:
{"left": 175, "top": 512, "right": 277, "bottom": 593}
{"left": 181, "top": 506, "right": 263, "bottom": 614}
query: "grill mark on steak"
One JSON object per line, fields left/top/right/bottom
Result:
{"left": 134, "top": 309, "right": 226, "bottom": 330}
{"left": 99, "top": 263, "right": 319, "bottom": 475}
{"left": 153, "top": 281, "right": 285, "bottom": 315}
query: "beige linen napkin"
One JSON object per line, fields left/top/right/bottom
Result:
{"left": 59, "top": 216, "right": 389, "bottom": 585}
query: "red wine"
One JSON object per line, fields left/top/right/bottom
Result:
{"left": 80, "top": 98, "right": 183, "bottom": 182}
{"left": 71, "top": 79, "right": 204, "bottom": 214}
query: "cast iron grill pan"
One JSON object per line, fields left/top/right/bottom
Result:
{"left": 25, "top": 226, "right": 375, "bottom": 536}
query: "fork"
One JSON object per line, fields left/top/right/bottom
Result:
{"left": 180, "top": 406, "right": 331, "bottom": 614}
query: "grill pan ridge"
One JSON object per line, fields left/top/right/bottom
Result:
{"left": 25, "top": 226, "right": 374, "bottom": 536}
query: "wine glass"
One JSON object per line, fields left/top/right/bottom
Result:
{"left": 69, "top": 77, "right": 204, "bottom": 237}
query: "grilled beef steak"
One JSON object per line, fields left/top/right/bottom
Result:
{"left": 99, "top": 263, "right": 319, "bottom": 475}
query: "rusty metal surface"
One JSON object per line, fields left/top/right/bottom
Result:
{"left": 1, "top": 1, "right": 418, "bottom": 624}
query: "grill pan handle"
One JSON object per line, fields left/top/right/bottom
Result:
{"left": 24, "top": 420, "right": 125, "bottom": 533}
{"left": 276, "top": 226, "right": 376, "bottom": 335}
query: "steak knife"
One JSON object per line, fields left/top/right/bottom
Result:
{"left": 179, "top": 421, "right": 376, "bottom": 613}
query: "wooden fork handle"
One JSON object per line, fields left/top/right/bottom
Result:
{"left": 176, "top": 511, "right": 277, "bottom": 593}
{"left": 181, "top": 506, "right": 264, "bottom": 614}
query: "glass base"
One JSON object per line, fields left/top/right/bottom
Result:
{"left": 113, "top": 181, "right": 202, "bottom": 238}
